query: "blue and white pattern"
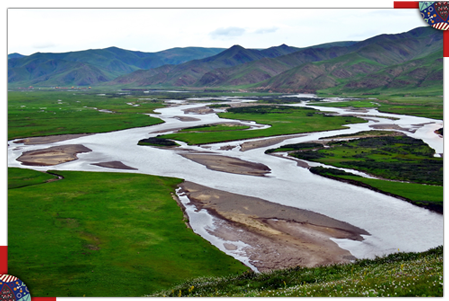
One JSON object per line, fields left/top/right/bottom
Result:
{"left": 420, "top": 1, "right": 449, "bottom": 30}
{"left": 0, "top": 274, "right": 31, "bottom": 301}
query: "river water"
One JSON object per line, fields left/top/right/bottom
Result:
{"left": 7, "top": 95, "right": 443, "bottom": 269}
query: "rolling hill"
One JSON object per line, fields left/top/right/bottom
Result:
{"left": 107, "top": 44, "right": 302, "bottom": 87}
{"left": 8, "top": 26, "right": 443, "bottom": 94}
{"left": 8, "top": 46, "right": 225, "bottom": 87}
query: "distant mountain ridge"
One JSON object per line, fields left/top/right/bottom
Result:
{"left": 8, "top": 46, "right": 225, "bottom": 87}
{"left": 8, "top": 53, "right": 25, "bottom": 59}
{"left": 108, "top": 26, "right": 442, "bottom": 93}
{"left": 107, "top": 44, "right": 302, "bottom": 87}
{"left": 8, "top": 26, "right": 443, "bottom": 94}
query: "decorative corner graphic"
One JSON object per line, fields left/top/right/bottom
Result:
{"left": 420, "top": 1, "right": 449, "bottom": 30}
{"left": 0, "top": 274, "right": 31, "bottom": 301}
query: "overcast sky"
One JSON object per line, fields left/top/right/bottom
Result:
{"left": 8, "top": 7, "right": 428, "bottom": 55}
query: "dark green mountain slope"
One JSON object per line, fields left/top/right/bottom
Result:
{"left": 8, "top": 53, "right": 25, "bottom": 59}
{"left": 8, "top": 59, "right": 112, "bottom": 87}
{"left": 341, "top": 49, "right": 443, "bottom": 92}
{"left": 8, "top": 46, "right": 225, "bottom": 87}
{"left": 198, "top": 26, "right": 442, "bottom": 91}
{"left": 258, "top": 48, "right": 442, "bottom": 93}
{"left": 107, "top": 44, "right": 301, "bottom": 87}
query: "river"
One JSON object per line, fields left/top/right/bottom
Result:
{"left": 7, "top": 94, "right": 444, "bottom": 270}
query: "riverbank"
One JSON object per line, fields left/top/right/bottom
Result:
{"left": 179, "top": 181, "right": 369, "bottom": 272}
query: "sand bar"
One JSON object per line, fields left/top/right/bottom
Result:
{"left": 91, "top": 161, "right": 137, "bottom": 170}
{"left": 181, "top": 153, "right": 270, "bottom": 176}
{"left": 17, "top": 144, "right": 92, "bottom": 166}
{"left": 179, "top": 181, "right": 369, "bottom": 272}
{"left": 369, "top": 124, "right": 416, "bottom": 133}
{"left": 239, "top": 134, "right": 306, "bottom": 152}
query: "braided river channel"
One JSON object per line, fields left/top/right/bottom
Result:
{"left": 8, "top": 94, "right": 443, "bottom": 272}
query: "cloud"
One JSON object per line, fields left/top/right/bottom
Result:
{"left": 209, "top": 27, "right": 246, "bottom": 39}
{"left": 32, "top": 42, "right": 57, "bottom": 49}
{"left": 254, "top": 27, "right": 278, "bottom": 34}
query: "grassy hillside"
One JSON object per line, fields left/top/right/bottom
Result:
{"left": 8, "top": 168, "right": 248, "bottom": 296}
{"left": 8, "top": 46, "right": 225, "bottom": 87}
{"left": 111, "top": 44, "right": 301, "bottom": 87}
{"left": 150, "top": 246, "right": 443, "bottom": 297}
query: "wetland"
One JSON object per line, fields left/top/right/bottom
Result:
{"left": 7, "top": 90, "right": 443, "bottom": 296}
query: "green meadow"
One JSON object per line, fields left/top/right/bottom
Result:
{"left": 160, "top": 105, "right": 366, "bottom": 145}
{"left": 8, "top": 91, "right": 165, "bottom": 140}
{"left": 8, "top": 168, "right": 248, "bottom": 297}
{"left": 309, "top": 167, "right": 442, "bottom": 211}
{"left": 288, "top": 135, "right": 443, "bottom": 185}
{"left": 312, "top": 96, "right": 443, "bottom": 120}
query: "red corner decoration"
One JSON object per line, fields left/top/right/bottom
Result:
{"left": 31, "top": 298, "right": 56, "bottom": 301}
{"left": 0, "top": 247, "right": 6, "bottom": 275}
{"left": 445, "top": 30, "right": 449, "bottom": 57}
{"left": 394, "top": 1, "right": 449, "bottom": 56}
{"left": 393, "top": 0, "right": 419, "bottom": 9}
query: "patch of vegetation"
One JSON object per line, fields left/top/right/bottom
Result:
{"left": 435, "top": 128, "right": 443, "bottom": 136}
{"left": 265, "top": 142, "right": 323, "bottom": 154}
{"left": 309, "top": 167, "right": 443, "bottom": 212}
{"left": 159, "top": 105, "right": 366, "bottom": 145}
{"left": 314, "top": 94, "right": 443, "bottom": 120}
{"left": 310, "top": 100, "right": 379, "bottom": 108}
{"left": 8, "top": 168, "right": 59, "bottom": 189}
{"left": 319, "top": 130, "right": 402, "bottom": 140}
{"left": 180, "top": 123, "right": 250, "bottom": 133}
{"left": 257, "top": 96, "right": 324, "bottom": 104}
{"left": 208, "top": 104, "right": 231, "bottom": 108}
{"left": 138, "top": 137, "right": 179, "bottom": 147}
{"left": 150, "top": 246, "right": 443, "bottom": 297}
{"left": 8, "top": 91, "right": 166, "bottom": 140}
{"left": 290, "top": 136, "right": 443, "bottom": 185}
{"left": 8, "top": 168, "right": 248, "bottom": 297}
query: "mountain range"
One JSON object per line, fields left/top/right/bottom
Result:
{"left": 8, "top": 26, "right": 443, "bottom": 93}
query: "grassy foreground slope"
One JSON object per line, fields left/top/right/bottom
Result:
{"left": 8, "top": 168, "right": 248, "bottom": 296}
{"left": 150, "top": 246, "right": 443, "bottom": 297}
{"left": 160, "top": 105, "right": 366, "bottom": 145}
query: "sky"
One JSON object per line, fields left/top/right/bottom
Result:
{"left": 7, "top": 6, "right": 429, "bottom": 55}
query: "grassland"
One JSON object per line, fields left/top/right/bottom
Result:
{"left": 287, "top": 135, "right": 442, "bottom": 185}
{"left": 8, "top": 167, "right": 59, "bottom": 189}
{"left": 312, "top": 96, "right": 443, "bottom": 120}
{"left": 8, "top": 90, "right": 166, "bottom": 140}
{"left": 309, "top": 167, "right": 442, "bottom": 212}
{"left": 8, "top": 168, "right": 248, "bottom": 297}
{"left": 179, "top": 124, "right": 251, "bottom": 132}
{"left": 160, "top": 105, "right": 366, "bottom": 145}
{"left": 150, "top": 246, "right": 443, "bottom": 297}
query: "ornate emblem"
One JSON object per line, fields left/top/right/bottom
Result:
{"left": 420, "top": 2, "right": 449, "bottom": 30}
{"left": 0, "top": 275, "right": 30, "bottom": 301}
